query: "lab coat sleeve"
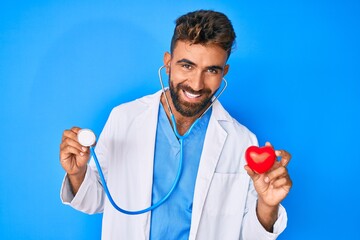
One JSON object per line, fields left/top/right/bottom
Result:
{"left": 60, "top": 108, "right": 116, "bottom": 214}
{"left": 60, "top": 163, "right": 105, "bottom": 214}
{"left": 240, "top": 180, "right": 288, "bottom": 240}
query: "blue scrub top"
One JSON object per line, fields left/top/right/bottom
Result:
{"left": 150, "top": 104, "right": 212, "bottom": 239}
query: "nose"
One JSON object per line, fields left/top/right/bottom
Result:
{"left": 188, "top": 71, "right": 205, "bottom": 92}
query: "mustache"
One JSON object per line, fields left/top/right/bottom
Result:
{"left": 178, "top": 83, "right": 212, "bottom": 95}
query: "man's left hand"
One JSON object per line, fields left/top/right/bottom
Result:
{"left": 244, "top": 142, "right": 292, "bottom": 231}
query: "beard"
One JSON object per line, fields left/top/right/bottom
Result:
{"left": 168, "top": 77, "right": 214, "bottom": 117}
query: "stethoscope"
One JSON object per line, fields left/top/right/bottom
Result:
{"left": 77, "top": 65, "right": 227, "bottom": 215}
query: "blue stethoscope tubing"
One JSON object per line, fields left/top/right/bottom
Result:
{"left": 90, "top": 65, "right": 227, "bottom": 215}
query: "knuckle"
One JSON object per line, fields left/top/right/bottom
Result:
{"left": 66, "top": 145, "right": 73, "bottom": 152}
{"left": 72, "top": 126, "right": 81, "bottom": 133}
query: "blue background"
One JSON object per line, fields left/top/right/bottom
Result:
{"left": 1, "top": 0, "right": 359, "bottom": 239}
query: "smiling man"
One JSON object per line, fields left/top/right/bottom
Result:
{"left": 60, "top": 10, "right": 292, "bottom": 239}
{"left": 164, "top": 41, "right": 229, "bottom": 124}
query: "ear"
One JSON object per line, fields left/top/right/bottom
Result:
{"left": 163, "top": 52, "right": 171, "bottom": 74}
{"left": 223, "top": 64, "right": 230, "bottom": 77}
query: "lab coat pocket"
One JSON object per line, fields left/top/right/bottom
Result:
{"left": 196, "top": 172, "right": 249, "bottom": 239}
{"left": 204, "top": 172, "right": 248, "bottom": 216}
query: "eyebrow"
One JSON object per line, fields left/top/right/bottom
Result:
{"left": 176, "top": 58, "right": 196, "bottom": 66}
{"left": 207, "top": 65, "right": 224, "bottom": 72}
{"left": 176, "top": 58, "right": 224, "bottom": 71}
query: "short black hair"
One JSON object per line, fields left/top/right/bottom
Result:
{"left": 170, "top": 10, "right": 236, "bottom": 59}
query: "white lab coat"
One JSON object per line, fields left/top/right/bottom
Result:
{"left": 61, "top": 90, "right": 287, "bottom": 239}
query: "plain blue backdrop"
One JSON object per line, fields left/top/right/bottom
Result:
{"left": 1, "top": 0, "right": 359, "bottom": 239}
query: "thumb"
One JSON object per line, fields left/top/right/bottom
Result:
{"left": 244, "top": 165, "right": 261, "bottom": 182}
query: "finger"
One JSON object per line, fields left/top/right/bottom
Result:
{"left": 60, "top": 139, "right": 87, "bottom": 156}
{"left": 61, "top": 127, "right": 82, "bottom": 142}
{"left": 60, "top": 139, "right": 89, "bottom": 162}
{"left": 266, "top": 166, "right": 288, "bottom": 182}
{"left": 60, "top": 145, "right": 90, "bottom": 168}
{"left": 60, "top": 144, "right": 83, "bottom": 160}
{"left": 265, "top": 141, "right": 273, "bottom": 148}
{"left": 244, "top": 165, "right": 261, "bottom": 182}
{"left": 271, "top": 176, "right": 292, "bottom": 189}
{"left": 71, "top": 126, "right": 82, "bottom": 133}
{"left": 62, "top": 129, "right": 77, "bottom": 142}
{"left": 273, "top": 177, "right": 292, "bottom": 193}
{"left": 275, "top": 149, "right": 292, "bottom": 167}
{"left": 62, "top": 137, "right": 88, "bottom": 154}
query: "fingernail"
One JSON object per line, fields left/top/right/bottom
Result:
{"left": 264, "top": 177, "right": 270, "bottom": 183}
{"left": 275, "top": 150, "right": 281, "bottom": 156}
{"left": 82, "top": 147, "right": 87, "bottom": 152}
{"left": 80, "top": 152, "right": 84, "bottom": 156}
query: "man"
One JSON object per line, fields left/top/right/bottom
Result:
{"left": 60, "top": 10, "right": 292, "bottom": 239}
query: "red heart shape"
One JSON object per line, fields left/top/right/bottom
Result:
{"left": 245, "top": 146, "right": 276, "bottom": 174}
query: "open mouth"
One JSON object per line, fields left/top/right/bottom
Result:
{"left": 183, "top": 90, "right": 201, "bottom": 99}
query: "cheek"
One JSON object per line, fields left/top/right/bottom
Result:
{"left": 169, "top": 69, "right": 186, "bottom": 84}
{"left": 207, "top": 78, "right": 223, "bottom": 92}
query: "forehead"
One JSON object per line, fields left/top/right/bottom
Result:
{"left": 172, "top": 41, "right": 228, "bottom": 66}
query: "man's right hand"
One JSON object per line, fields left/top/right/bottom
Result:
{"left": 60, "top": 127, "right": 90, "bottom": 195}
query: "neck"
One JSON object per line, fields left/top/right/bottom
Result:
{"left": 161, "top": 91, "right": 203, "bottom": 136}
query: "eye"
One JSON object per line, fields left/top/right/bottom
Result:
{"left": 207, "top": 68, "right": 219, "bottom": 74}
{"left": 182, "top": 64, "right": 192, "bottom": 70}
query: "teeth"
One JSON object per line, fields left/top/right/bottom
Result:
{"left": 184, "top": 90, "right": 200, "bottom": 99}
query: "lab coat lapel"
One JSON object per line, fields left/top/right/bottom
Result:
{"left": 130, "top": 91, "right": 162, "bottom": 238}
{"left": 189, "top": 102, "right": 228, "bottom": 239}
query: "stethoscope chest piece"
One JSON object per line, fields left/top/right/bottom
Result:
{"left": 78, "top": 129, "right": 96, "bottom": 147}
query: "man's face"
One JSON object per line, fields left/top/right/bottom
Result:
{"left": 164, "top": 41, "right": 229, "bottom": 117}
